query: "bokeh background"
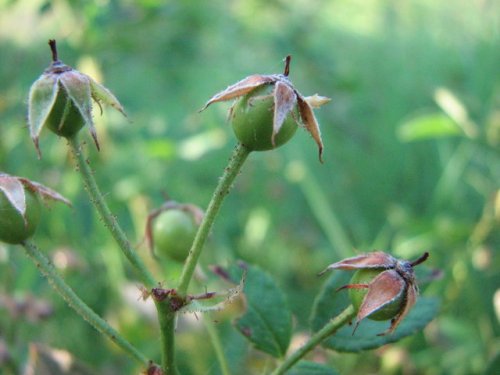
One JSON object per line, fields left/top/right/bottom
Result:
{"left": 0, "top": 0, "right": 498, "bottom": 374}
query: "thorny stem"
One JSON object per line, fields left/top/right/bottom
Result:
{"left": 22, "top": 240, "right": 150, "bottom": 366}
{"left": 48, "top": 39, "right": 58, "bottom": 62}
{"left": 177, "top": 143, "right": 251, "bottom": 295}
{"left": 271, "top": 305, "right": 355, "bottom": 375}
{"left": 67, "top": 135, "right": 157, "bottom": 287}
{"left": 156, "top": 302, "right": 178, "bottom": 375}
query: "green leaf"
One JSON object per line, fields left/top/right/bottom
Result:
{"left": 228, "top": 263, "right": 292, "bottom": 358}
{"left": 311, "top": 272, "right": 440, "bottom": 352}
{"left": 397, "top": 113, "right": 461, "bottom": 142}
{"left": 288, "top": 361, "right": 339, "bottom": 375}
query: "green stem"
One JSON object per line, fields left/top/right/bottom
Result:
{"left": 67, "top": 135, "right": 156, "bottom": 287}
{"left": 177, "top": 143, "right": 251, "bottom": 294}
{"left": 271, "top": 305, "right": 355, "bottom": 375}
{"left": 204, "top": 317, "right": 231, "bottom": 375}
{"left": 22, "top": 240, "right": 149, "bottom": 366}
{"left": 156, "top": 302, "right": 178, "bottom": 375}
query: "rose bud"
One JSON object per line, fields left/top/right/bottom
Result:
{"left": 200, "top": 56, "right": 330, "bottom": 162}
{"left": 319, "top": 251, "right": 429, "bottom": 335}
{"left": 28, "top": 39, "right": 126, "bottom": 157}
{"left": 0, "top": 173, "right": 71, "bottom": 244}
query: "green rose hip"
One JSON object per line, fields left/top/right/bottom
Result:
{"left": 0, "top": 188, "right": 41, "bottom": 244}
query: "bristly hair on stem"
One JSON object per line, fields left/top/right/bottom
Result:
{"left": 48, "top": 39, "right": 58, "bottom": 62}
{"left": 283, "top": 55, "right": 291, "bottom": 77}
{"left": 411, "top": 252, "right": 429, "bottom": 267}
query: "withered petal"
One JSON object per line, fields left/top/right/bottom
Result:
{"left": 297, "top": 94, "right": 324, "bottom": 163}
{"left": 318, "top": 251, "right": 396, "bottom": 275}
{"left": 272, "top": 81, "right": 297, "bottom": 146}
{"left": 356, "top": 269, "right": 405, "bottom": 323}
{"left": 200, "top": 74, "right": 276, "bottom": 111}
{"left": 0, "top": 175, "right": 27, "bottom": 221}
{"left": 379, "top": 283, "right": 418, "bottom": 336}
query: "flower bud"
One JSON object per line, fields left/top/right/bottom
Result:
{"left": 320, "top": 251, "right": 429, "bottom": 335}
{"left": 200, "top": 56, "right": 330, "bottom": 162}
{"left": 28, "top": 39, "right": 126, "bottom": 157}
{"left": 0, "top": 173, "right": 71, "bottom": 244}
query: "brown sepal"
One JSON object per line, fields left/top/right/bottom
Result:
{"left": 318, "top": 251, "right": 395, "bottom": 275}
{"left": 297, "top": 94, "right": 324, "bottom": 163}
{"left": 272, "top": 81, "right": 297, "bottom": 146}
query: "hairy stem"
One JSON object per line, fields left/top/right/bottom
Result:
{"left": 177, "top": 143, "right": 251, "bottom": 294}
{"left": 67, "top": 135, "right": 156, "bottom": 287}
{"left": 156, "top": 303, "right": 178, "bottom": 375}
{"left": 22, "top": 240, "right": 149, "bottom": 366}
{"left": 271, "top": 305, "right": 355, "bottom": 375}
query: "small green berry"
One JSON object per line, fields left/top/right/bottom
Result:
{"left": 231, "top": 85, "right": 298, "bottom": 151}
{"left": 153, "top": 209, "right": 197, "bottom": 262}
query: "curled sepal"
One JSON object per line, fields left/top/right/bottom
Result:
{"left": 28, "top": 75, "right": 59, "bottom": 157}
{"left": 200, "top": 75, "right": 276, "bottom": 111}
{"left": 297, "top": 94, "right": 324, "bottom": 163}
{"left": 352, "top": 270, "right": 405, "bottom": 334}
{"left": 0, "top": 175, "right": 27, "bottom": 223}
{"left": 89, "top": 78, "right": 127, "bottom": 117}
{"left": 304, "top": 94, "right": 331, "bottom": 108}
{"left": 382, "top": 283, "right": 418, "bottom": 336}
{"left": 319, "top": 251, "right": 396, "bottom": 275}
{"left": 272, "top": 81, "right": 297, "bottom": 146}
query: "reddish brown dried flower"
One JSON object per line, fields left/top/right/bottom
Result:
{"left": 320, "top": 251, "right": 429, "bottom": 335}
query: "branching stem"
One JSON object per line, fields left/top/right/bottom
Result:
{"left": 177, "top": 143, "right": 251, "bottom": 294}
{"left": 67, "top": 135, "right": 157, "bottom": 287}
{"left": 22, "top": 240, "right": 149, "bottom": 366}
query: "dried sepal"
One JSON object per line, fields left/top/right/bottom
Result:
{"left": 200, "top": 56, "right": 330, "bottom": 161}
{"left": 0, "top": 173, "right": 71, "bottom": 225}
{"left": 272, "top": 81, "right": 297, "bottom": 146}
{"left": 320, "top": 251, "right": 429, "bottom": 335}
{"left": 319, "top": 251, "right": 395, "bottom": 275}
{"left": 304, "top": 94, "right": 331, "bottom": 108}
{"left": 297, "top": 94, "right": 324, "bottom": 163}
{"left": 200, "top": 75, "right": 276, "bottom": 111}
{"left": 354, "top": 270, "right": 405, "bottom": 333}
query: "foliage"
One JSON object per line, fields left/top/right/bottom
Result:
{"left": 0, "top": 0, "right": 498, "bottom": 374}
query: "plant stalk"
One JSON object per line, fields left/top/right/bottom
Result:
{"left": 177, "top": 143, "right": 251, "bottom": 294}
{"left": 271, "top": 305, "right": 355, "bottom": 375}
{"left": 155, "top": 302, "right": 178, "bottom": 375}
{"left": 204, "top": 317, "right": 231, "bottom": 375}
{"left": 67, "top": 135, "right": 156, "bottom": 287}
{"left": 22, "top": 240, "right": 149, "bottom": 366}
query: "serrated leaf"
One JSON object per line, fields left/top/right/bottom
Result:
{"left": 28, "top": 74, "right": 59, "bottom": 157}
{"left": 228, "top": 263, "right": 292, "bottom": 358}
{"left": 397, "top": 113, "right": 461, "bottom": 142}
{"left": 288, "top": 361, "right": 339, "bottom": 375}
{"left": 0, "top": 175, "right": 27, "bottom": 220}
{"left": 89, "top": 78, "right": 126, "bottom": 117}
{"left": 200, "top": 74, "right": 276, "bottom": 111}
{"left": 310, "top": 272, "right": 439, "bottom": 352}
{"left": 297, "top": 94, "right": 324, "bottom": 163}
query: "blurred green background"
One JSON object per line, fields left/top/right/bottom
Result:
{"left": 0, "top": 0, "right": 498, "bottom": 374}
